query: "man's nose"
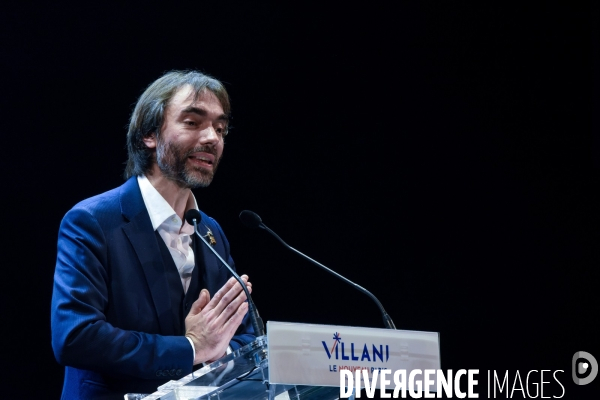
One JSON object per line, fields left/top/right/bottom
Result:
{"left": 199, "top": 126, "right": 219, "bottom": 144}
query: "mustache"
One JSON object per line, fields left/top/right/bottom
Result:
{"left": 186, "top": 146, "right": 217, "bottom": 157}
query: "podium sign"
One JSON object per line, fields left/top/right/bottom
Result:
{"left": 267, "top": 321, "right": 440, "bottom": 389}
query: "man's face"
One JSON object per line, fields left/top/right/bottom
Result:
{"left": 152, "top": 86, "right": 228, "bottom": 188}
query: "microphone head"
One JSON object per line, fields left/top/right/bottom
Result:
{"left": 184, "top": 209, "right": 202, "bottom": 225}
{"left": 239, "top": 210, "right": 263, "bottom": 229}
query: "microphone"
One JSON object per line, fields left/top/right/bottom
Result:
{"left": 185, "top": 209, "right": 265, "bottom": 337}
{"left": 239, "top": 210, "right": 396, "bottom": 330}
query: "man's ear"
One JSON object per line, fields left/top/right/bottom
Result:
{"left": 143, "top": 133, "right": 157, "bottom": 149}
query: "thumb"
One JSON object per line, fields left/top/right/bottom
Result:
{"left": 189, "top": 289, "right": 210, "bottom": 315}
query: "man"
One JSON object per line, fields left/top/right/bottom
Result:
{"left": 51, "top": 70, "right": 255, "bottom": 399}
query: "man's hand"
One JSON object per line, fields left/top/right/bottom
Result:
{"left": 184, "top": 274, "right": 252, "bottom": 364}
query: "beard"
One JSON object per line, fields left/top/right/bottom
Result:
{"left": 156, "top": 140, "right": 221, "bottom": 189}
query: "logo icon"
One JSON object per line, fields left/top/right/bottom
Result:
{"left": 572, "top": 351, "right": 598, "bottom": 385}
{"left": 330, "top": 332, "right": 342, "bottom": 354}
{"left": 322, "top": 332, "right": 341, "bottom": 359}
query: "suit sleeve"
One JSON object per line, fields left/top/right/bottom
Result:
{"left": 51, "top": 206, "right": 193, "bottom": 379}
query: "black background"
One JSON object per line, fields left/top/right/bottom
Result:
{"left": 1, "top": 2, "right": 597, "bottom": 399}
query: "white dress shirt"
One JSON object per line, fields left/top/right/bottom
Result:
{"left": 137, "top": 175, "right": 197, "bottom": 293}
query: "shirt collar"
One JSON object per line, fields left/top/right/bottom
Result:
{"left": 137, "top": 175, "right": 198, "bottom": 234}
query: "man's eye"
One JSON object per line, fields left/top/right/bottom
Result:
{"left": 185, "top": 120, "right": 197, "bottom": 126}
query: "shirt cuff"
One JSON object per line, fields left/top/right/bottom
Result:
{"left": 187, "top": 337, "right": 232, "bottom": 365}
{"left": 186, "top": 336, "right": 196, "bottom": 361}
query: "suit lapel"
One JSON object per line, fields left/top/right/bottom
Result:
{"left": 119, "top": 177, "right": 175, "bottom": 335}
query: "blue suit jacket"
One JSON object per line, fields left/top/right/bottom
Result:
{"left": 51, "top": 177, "right": 255, "bottom": 399}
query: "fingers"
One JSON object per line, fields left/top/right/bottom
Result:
{"left": 208, "top": 276, "right": 240, "bottom": 305}
{"left": 220, "top": 300, "right": 249, "bottom": 338}
{"left": 241, "top": 274, "right": 253, "bottom": 294}
{"left": 228, "top": 301, "right": 249, "bottom": 327}
{"left": 243, "top": 275, "right": 252, "bottom": 293}
{"left": 203, "top": 275, "right": 249, "bottom": 323}
{"left": 189, "top": 289, "right": 210, "bottom": 315}
{"left": 205, "top": 275, "right": 250, "bottom": 310}
{"left": 195, "top": 275, "right": 252, "bottom": 330}
{"left": 212, "top": 287, "right": 250, "bottom": 328}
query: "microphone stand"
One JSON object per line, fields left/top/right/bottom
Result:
{"left": 241, "top": 211, "right": 396, "bottom": 330}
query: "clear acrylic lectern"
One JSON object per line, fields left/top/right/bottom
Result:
{"left": 125, "top": 335, "right": 351, "bottom": 400}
